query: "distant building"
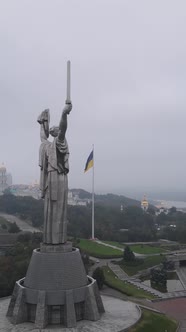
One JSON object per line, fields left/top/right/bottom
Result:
{"left": 68, "top": 190, "right": 87, "bottom": 206}
{"left": 6, "top": 173, "right": 12, "bottom": 186}
{"left": 9, "top": 181, "right": 40, "bottom": 199}
{"left": 141, "top": 195, "right": 149, "bottom": 212}
{"left": 7, "top": 185, "right": 89, "bottom": 204}
{"left": 0, "top": 163, "right": 12, "bottom": 194}
{"left": 155, "top": 203, "right": 169, "bottom": 216}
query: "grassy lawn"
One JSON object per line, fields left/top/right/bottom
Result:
{"left": 102, "top": 241, "right": 167, "bottom": 254}
{"left": 119, "top": 255, "right": 165, "bottom": 276}
{"left": 129, "top": 308, "right": 178, "bottom": 332}
{"left": 102, "top": 266, "right": 156, "bottom": 300}
{"left": 129, "top": 245, "right": 167, "bottom": 254}
{"left": 77, "top": 239, "right": 123, "bottom": 258}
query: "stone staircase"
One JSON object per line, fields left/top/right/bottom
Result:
{"left": 126, "top": 279, "right": 167, "bottom": 298}
{"left": 176, "top": 268, "right": 186, "bottom": 290}
{"left": 163, "top": 290, "right": 186, "bottom": 299}
{"left": 108, "top": 262, "right": 166, "bottom": 298}
{"left": 108, "top": 263, "right": 186, "bottom": 300}
{"left": 108, "top": 262, "right": 129, "bottom": 280}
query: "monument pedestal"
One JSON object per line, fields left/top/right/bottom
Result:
{"left": 7, "top": 243, "right": 104, "bottom": 328}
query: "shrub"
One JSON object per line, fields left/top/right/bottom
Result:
{"left": 92, "top": 267, "right": 105, "bottom": 289}
{"left": 123, "top": 245, "right": 135, "bottom": 262}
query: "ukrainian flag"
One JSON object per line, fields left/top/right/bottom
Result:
{"left": 84, "top": 150, "right": 93, "bottom": 172}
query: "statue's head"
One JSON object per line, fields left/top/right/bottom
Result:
{"left": 49, "top": 126, "right": 59, "bottom": 137}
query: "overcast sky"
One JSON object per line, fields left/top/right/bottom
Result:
{"left": 0, "top": 0, "right": 186, "bottom": 196}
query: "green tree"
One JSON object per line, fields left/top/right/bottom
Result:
{"left": 92, "top": 267, "right": 105, "bottom": 290}
{"left": 147, "top": 206, "right": 156, "bottom": 215}
{"left": 169, "top": 206, "right": 177, "bottom": 214}
{"left": 8, "top": 222, "right": 20, "bottom": 233}
{"left": 150, "top": 267, "right": 167, "bottom": 286}
{"left": 123, "top": 246, "right": 135, "bottom": 262}
{"left": 81, "top": 252, "right": 90, "bottom": 273}
{"left": 1, "top": 223, "right": 7, "bottom": 230}
{"left": 17, "top": 232, "right": 32, "bottom": 243}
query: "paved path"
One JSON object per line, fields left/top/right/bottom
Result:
{"left": 152, "top": 298, "right": 186, "bottom": 332}
{"left": 0, "top": 213, "right": 40, "bottom": 233}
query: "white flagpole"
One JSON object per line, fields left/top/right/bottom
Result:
{"left": 92, "top": 144, "right": 95, "bottom": 239}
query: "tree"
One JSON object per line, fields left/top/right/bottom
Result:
{"left": 169, "top": 206, "right": 177, "bottom": 214}
{"left": 163, "top": 260, "right": 175, "bottom": 271}
{"left": 1, "top": 223, "right": 7, "bottom": 230}
{"left": 17, "top": 232, "right": 32, "bottom": 243}
{"left": 92, "top": 267, "right": 105, "bottom": 289}
{"left": 147, "top": 206, "right": 156, "bottom": 215}
{"left": 123, "top": 246, "right": 135, "bottom": 262}
{"left": 8, "top": 222, "right": 21, "bottom": 233}
{"left": 81, "top": 252, "right": 90, "bottom": 273}
{"left": 150, "top": 267, "right": 167, "bottom": 286}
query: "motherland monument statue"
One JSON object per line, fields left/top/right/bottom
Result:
{"left": 6, "top": 61, "right": 104, "bottom": 329}
{"left": 37, "top": 99, "right": 71, "bottom": 245}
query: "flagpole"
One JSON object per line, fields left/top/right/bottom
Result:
{"left": 92, "top": 144, "right": 95, "bottom": 239}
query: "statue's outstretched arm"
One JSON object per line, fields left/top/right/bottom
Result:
{"left": 58, "top": 103, "right": 72, "bottom": 141}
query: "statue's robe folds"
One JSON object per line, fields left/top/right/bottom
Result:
{"left": 39, "top": 137, "right": 69, "bottom": 244}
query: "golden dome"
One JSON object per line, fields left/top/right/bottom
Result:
{"left": 141, "top": 195, "right": 149, "bottom": 207}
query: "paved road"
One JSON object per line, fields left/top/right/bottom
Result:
{"left": 0, "top": 213, "right": 40, "bottom": 233}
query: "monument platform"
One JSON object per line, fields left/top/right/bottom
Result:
{"left": 1, "top": 295, "right": 141, "bottom": 332}
{"left": 7, "top": 245, "right": 104, "bottom": 328}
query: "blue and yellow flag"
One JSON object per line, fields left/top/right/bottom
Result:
{"left": 84, "top": 150, "right": 93, "bottom": 172}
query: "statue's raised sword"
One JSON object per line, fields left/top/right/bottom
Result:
{"left": 66, "top": 60, "right": 71, "bottom": 104}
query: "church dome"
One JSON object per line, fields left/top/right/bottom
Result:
{"left": 141, "top": 195, "right": 149, "bottom": 210}
{"left": 0, "top": 163, "right": 6, "bottom": 172}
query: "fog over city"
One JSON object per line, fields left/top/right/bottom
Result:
{"left": 0, "top": 0, "right": 186, "bottom": 197}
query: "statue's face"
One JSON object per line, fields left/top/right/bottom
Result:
{"left": 49, "top": 126, "right": 59, "bottom": 137}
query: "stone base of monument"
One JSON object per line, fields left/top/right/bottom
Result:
{"left": 6, "top": 243, "right": 104, "bottom": 329}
